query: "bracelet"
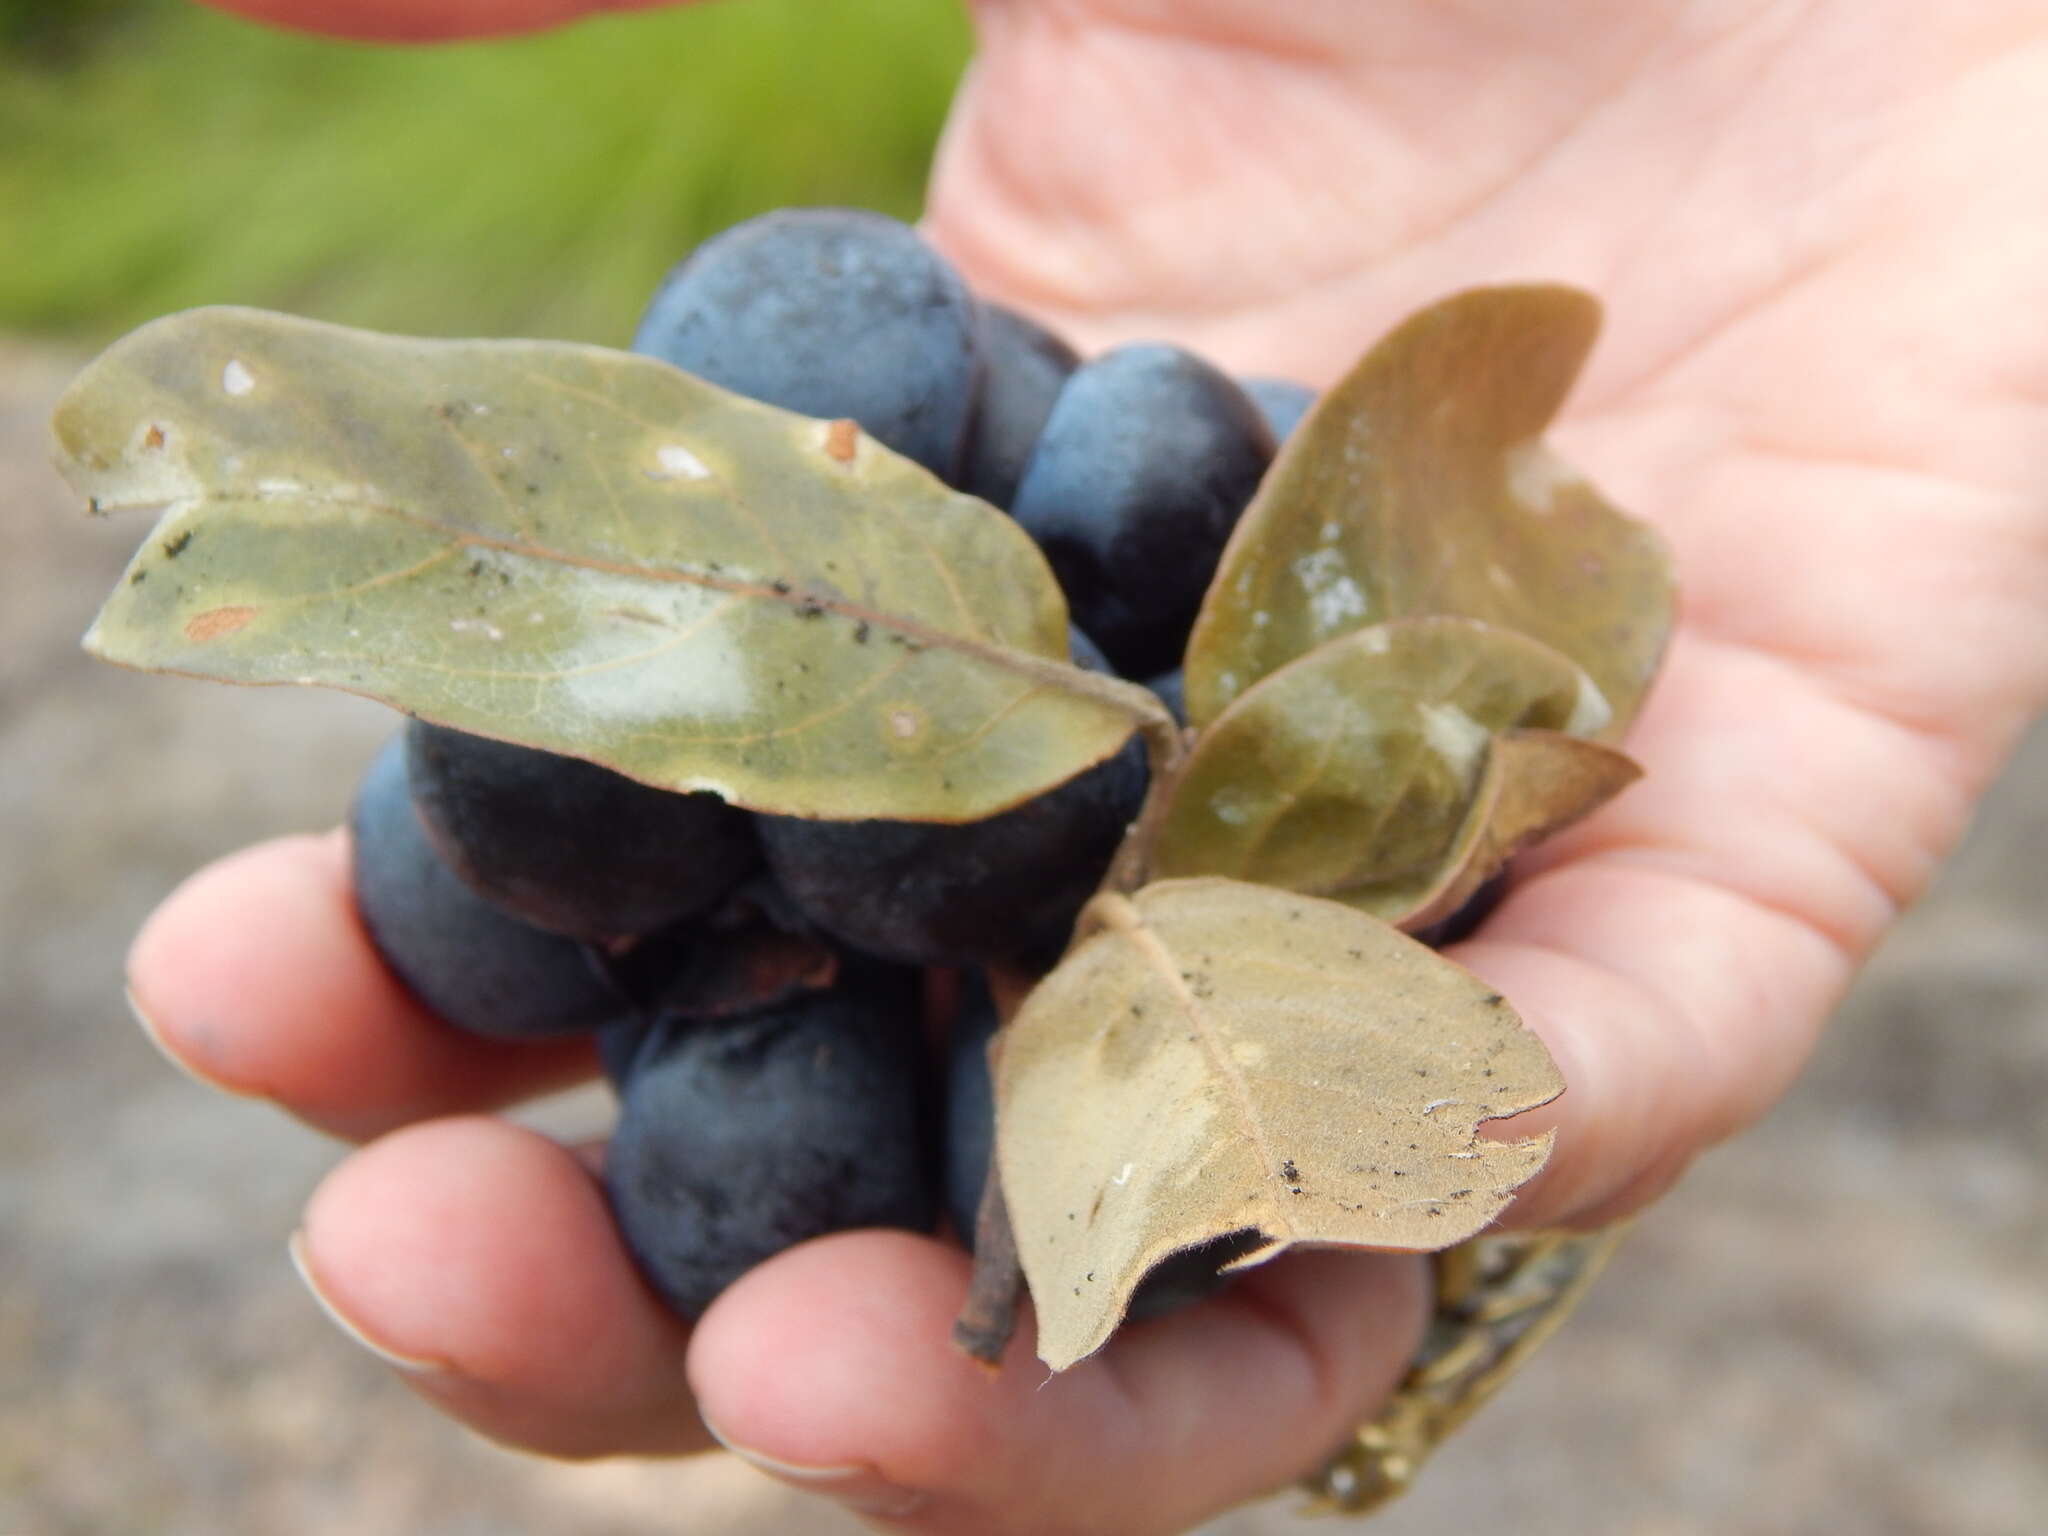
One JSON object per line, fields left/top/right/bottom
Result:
{"left": 1295, "top": 1224, "right": 1630, "bottom": 1516}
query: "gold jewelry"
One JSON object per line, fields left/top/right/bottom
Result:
{"left": 1296, "top": 1224, "right": 1629, "bottom": 1516}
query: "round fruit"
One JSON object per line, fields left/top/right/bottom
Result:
{"left": 603, "top": 964, "right": 939, "bottom": 1319}
{"left": 349, "top": 734, "right": 626, "bottom": 1039}
{"left": 632, "top": 207, "right": 983, "bottom": 479}
{"left": 404, "top": 719, "right": 758, "bottom": 946}
{"left": 754, "top": 629, "right": 1148, "bottom": 967}
{"left": 957, "top": 304, "right": 1079, "bottom": 508}
{"left": 1011, "top": 344, "right": 1275, "bottom": 676}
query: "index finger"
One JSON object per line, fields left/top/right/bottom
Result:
{"left": 127, "top": 830, "right": 599, "bottom": 1142}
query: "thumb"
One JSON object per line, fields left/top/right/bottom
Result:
{"left": 688, "top": 1231, "right": 1429, "bottom": 1536}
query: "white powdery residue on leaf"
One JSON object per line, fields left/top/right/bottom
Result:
{"left": 448, "top": 618, "right": 506, "bottom": 642}
{"left": 552, "top": 582, "right": 755, "bottom": 726}
{"left": 1504, "top": 441, "right": 1582, "bottom": 515}
{"left": 653, "top": 444, "right": 712, "bottom": 482}
{"left": 221, "top": 359, "right": 255, "bottom": 397}
{"left": 1418, "top": 701, "right": 1490, "bottom": 778}
{"left": 1566, "top": 671, "right": 1614, "bottom": 737}
{"left": 1208, "top": 788, "right": 1255, "bottom": 827}
{"left": 1291, "top": 547, "right": 1367, "bottom": 632}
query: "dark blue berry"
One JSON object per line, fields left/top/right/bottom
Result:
{"left": 1145, "top": 667, "right": 1187, "bottom": 727}
{"left": 602, "top": 966, "right": 939, "bottom": 1320}
{"left": 596, "top": 1015, "right": 651, "bottom": 1091}
{"left": 943, "top": 971, "right": 1001, "bottom": 1243}
{"left": 349, "top": 735, "right": 625, "bottom": 1040}
{"left": 1011, "top": 344, "right": 1274, "bottom": 676}
{"left": 957, "top": 304, "right": 1078, "bottom": 508}
{"left": 755, "top": 629, "right": 1147, "bottom": 966}
{"left": 1409, "top": 872, "right": 1510, "bottom": 949}
{"left": 632, "top": 207, "right": 982, "bottom": 479}
{"left": 405, "top": 720, "right": 758, "bottom": 945}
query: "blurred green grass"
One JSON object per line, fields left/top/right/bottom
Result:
{"left": 1, "top": 0, "right": 969, "bottom": 346}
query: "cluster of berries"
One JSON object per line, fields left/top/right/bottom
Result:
{"left": 348, "top": 208, "right": 1483, "bottom": 1323}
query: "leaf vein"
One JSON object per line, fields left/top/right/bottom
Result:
{"left": 1099, "top": 894, "right": 1297, "bottom": 1239}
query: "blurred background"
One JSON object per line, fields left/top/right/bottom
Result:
{"left": 3, "top": 4, "right": 2044, "bottom": 1532}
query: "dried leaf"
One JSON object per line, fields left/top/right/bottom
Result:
{"left": 995, "top": 878, "right": 1561, "bottom": 1370}
{"left": 1380, "top": 730, "right": 1642, "bottom": 930}
{"left": 53, "top": 307, "right": 1146, "bottom": 821}
{"left": 1183, "top": 286, "right": 1673, "bottom": 737}
{"left": 1150, "top": 617, "right": 1608, "bottom": 899}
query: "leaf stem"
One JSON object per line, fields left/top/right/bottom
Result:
{"left": 1101, "top": 711, "right": 1190, "bottom": 897}
{"left": 952, "top": 1141, "right": 1026, "bottom": 1367}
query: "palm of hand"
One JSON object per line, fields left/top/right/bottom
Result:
{"left": 929, "top": 0, "right": 2048, "bottom": 1224}
{"left": 143, "top": 4, "right": 2048, "bottom": 1534}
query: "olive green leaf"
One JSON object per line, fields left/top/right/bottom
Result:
{"left": 1182, "top": 286, "right": 1674, "bottom": 737}
{"left": 996, "top": 878, "right": 1562, "bottom": 1370}
{"left": 52, "top": 307, "right": 1153, "bottom": 821}
{"left": 1150, "top": 618, "right": 1609, "bottom": 900}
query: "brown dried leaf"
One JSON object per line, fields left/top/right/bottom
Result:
{"left": 995, "top": 878, "right": 1562, "bottom": 1370}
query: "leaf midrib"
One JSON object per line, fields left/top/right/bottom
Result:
{"left": 1098, "top": 893, "right": 1297, "bottom": 1242}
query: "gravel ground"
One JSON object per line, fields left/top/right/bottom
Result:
{"left": 3, "top": 338, "right": 2042, "bottom": 1535}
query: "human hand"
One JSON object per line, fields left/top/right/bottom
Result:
{"left": 143, "top": 3, "right": 2048, "bottom": 1531}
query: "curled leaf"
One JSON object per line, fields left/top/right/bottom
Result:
{"left": 1150, "top": 617, "right": 1608, "bottom": 899}
{"left": 1183, "top": 286, "right": 1673, "bottom": 737}
{"left": 1379, "top": 729, "right": 1643, "bottom": 930}
{"left": 995, "top": 878, "right": 1562, "bottom": 1370}
{"left": 53, "top": 307, "right": 1148, "bottom": 821}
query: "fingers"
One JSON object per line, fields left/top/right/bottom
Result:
{"left": 294, "top": 1121, "right": 1428, "bottom": 1527}
{"left": 292, "top": 1114, "right": 707, "bottom": 1458}
{"left": 127, "top": 831, "right": 597, "bottom": 1142}
{"left": 1455, "top": 632, "right": 1969, "bottom": 1230}
{"left": 194, "top": 0, "right": 671, "bottom": 42}
{"left": 689, "top": 1234, "right": 1430, "bottom": 1535}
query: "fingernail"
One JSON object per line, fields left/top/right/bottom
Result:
{"left": 288, "top": 1229, "right": 450, "bottom": 1376}
{"left": 703, "top": 1416, "right": 928, "bottom": 1519}
{"left": 126, "top": 983, "right": 250, "bottom": 1097}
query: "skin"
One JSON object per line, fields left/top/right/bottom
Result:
{"left": 143, "top": 2, "right": 2048, "bottom": 1531}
